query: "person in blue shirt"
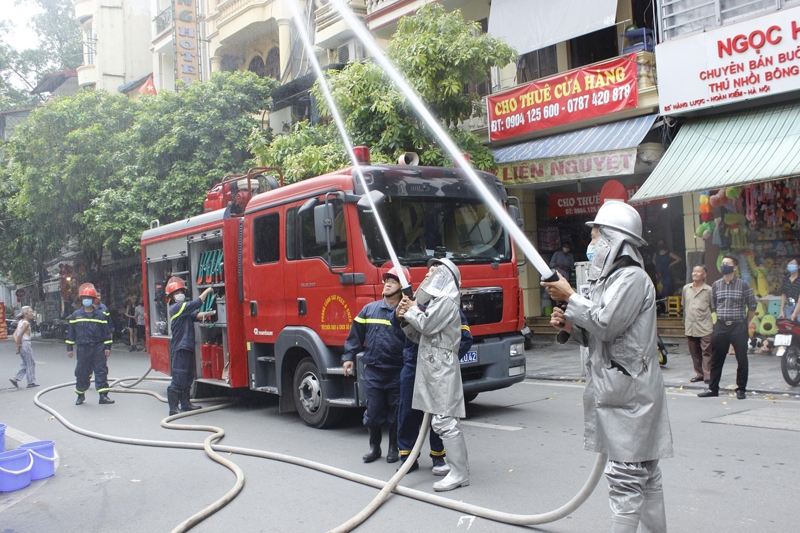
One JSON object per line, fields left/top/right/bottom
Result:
{"left": 343, "top": 266, "right": 409, "bottom": 463}
{"left": 165, "top": 277, "right": 215, "bottom": 416}
{"left": 67, "top": 283, "right": 114, "bottom": 405}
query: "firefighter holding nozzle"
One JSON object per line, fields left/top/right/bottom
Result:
{"left": 166, "top": 277, "right": 215, "bottom": 416}
{"left": 396, "top": 258, "right": 470, "bottom": 492}
{"left": 541, "top": 200, "right": 673, "bottom": 533}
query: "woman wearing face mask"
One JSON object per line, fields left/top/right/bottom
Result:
{"left": 165, "top": 277, "right": 215, "bottom": 416}
{"left": 780, "top": 257, "right": 800, "bottom": 322}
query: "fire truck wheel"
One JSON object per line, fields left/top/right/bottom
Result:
{"left": 293, "top": 357, "right": 343, "bottom": 428}
{"left": 464, "top": 393, "right": 479, "bottom": 404}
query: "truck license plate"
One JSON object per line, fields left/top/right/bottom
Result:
{"left": 520, "top": 326, "right": 531, "bottom": 335}
{"left": 774, "top": 334, "right": 792, "bottom": 347}
{"left": 460, "top": 351, "right": 477, "bottom": 364}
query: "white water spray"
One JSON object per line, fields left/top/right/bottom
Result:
{"left": 286, "top": 0, "right": 410, "bottom": 290}
{"left": 327, "top": 0, "right": 557, "bottom": 281}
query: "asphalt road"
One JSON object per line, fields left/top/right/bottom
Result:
{"left": 1, "top": 339, "right": 799, "bottom": 532}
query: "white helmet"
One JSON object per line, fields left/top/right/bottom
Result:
{"left": 427, "top": 257, "right": 461, "bottom": 287}
{"left": 586, "top": 200, "right": 646, "bottom": 246}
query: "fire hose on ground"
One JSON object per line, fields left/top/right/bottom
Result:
{"left": 33, "top": 367, "right": 607, "bottom": 532}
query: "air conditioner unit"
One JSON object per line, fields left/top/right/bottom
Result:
{"left": 337, "top": 39, "right": 365, "bottom": 64}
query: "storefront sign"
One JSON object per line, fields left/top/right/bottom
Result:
{"left": 497, "top": 148, "right": 636, "bottom": 185}
{"left": 549, "top": 184, "right": 643, "bottom": 217}
{"left": 657, "top": 5, "right": 800, "bottom": 115}
{"left": 487, "top": 54, "right": 639, "bottom": 142}
{"left": 174, "top": 0, "right": 200, "bottom": 86}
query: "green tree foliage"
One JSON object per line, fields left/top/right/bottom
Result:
{"left": 89, "top": 72, "right": 276, "bottom": 253}
{"left": 1, "top": 0, "right": 82, "bottom": 111}
{"left": 251, "top": 4, "right": 515, "bottom": 173}
{"left": 0, "top": 71, "right": 274, "bottom": 284}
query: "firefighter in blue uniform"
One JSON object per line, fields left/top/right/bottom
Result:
{"left": 166, "top": 276, "right": 215, "bottom": 416}
{"left": 395, "top": 301, "right": 473, "bottom": 474}
{"left": 343, "top": 266, "right": 409, "bottom": 463}
{"left": 67, "top": 283, "right": 114, "bottom": 405}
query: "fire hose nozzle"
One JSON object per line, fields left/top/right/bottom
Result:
{"left": 542, "top": 269, "right": 560, "bottom": 283}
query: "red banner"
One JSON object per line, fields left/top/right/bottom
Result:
{"left": 487, "top": 54, "right": 639, "bottom": 142}
{"left": 550, "top": 184, "right": 645, "bottom": 217}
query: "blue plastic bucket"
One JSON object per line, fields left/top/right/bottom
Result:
{"left": 0, "top": 423, "right": 6, "bottom": 452}
{"left": 18, "top": 441, "right": 56, "bottom": 480}
{"left": 0, "top": 448, "right": 32, "bottom": 492}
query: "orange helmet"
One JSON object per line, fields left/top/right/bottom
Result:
{"left": 166, "top": 276, "right": 187, "bottom": 298}
{"left": 382, "top": 266, "right": 411, "bottom": 285}
{"left": 78, "top": 283, "right": 97, "bottom": 299}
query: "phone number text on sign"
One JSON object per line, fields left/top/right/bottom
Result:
{"left": 487, "top": 54, "right": 639, "bottom": 142}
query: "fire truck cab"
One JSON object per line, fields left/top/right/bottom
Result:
{"left": 141, "top": 155, "right": 528, "bottom": 428}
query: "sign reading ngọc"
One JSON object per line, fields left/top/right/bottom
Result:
{"left": 486, "top": 54, "right": 639, "bottom": 142}
{"left": 496, "top": 148, "right": 637, "bottom": 185}
{"left": 657, "top": 5, "right": 800, "bottom": 115}
{"left": 174, "top": 0, "right": 200, "bottom": 86}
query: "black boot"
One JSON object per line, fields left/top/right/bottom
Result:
{"left": 362, "top": 426, "right": 382, "bottom": 463}
{"left": 75, "top": 393, "right": 85, "bottom": 405}
{"left": 386, "top": 424, "right": 399, "bottom": 463}
{"left": 99, "top": 392, "right": 115, "bottom": 405}
{"left": 180, "top": 390, "right": 201, "bottom": 412}
{"left": 167, "top": 390, "right": 180, "bottom": 416}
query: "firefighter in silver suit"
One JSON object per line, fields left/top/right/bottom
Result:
{"left": 397, "top": 257, "right": 469, "bottom": 492}
{"left": 542, "top": 200, "right": 673, "bottom": 533}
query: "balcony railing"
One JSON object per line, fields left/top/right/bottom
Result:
{"left": 154, "top": 5, "right": 173, "bottom": 35}
{"left": 659, "top": 0, "right": 800, "bottom": 41}
{"left": 365, "top": 0, "right": 396, "bottom": 14}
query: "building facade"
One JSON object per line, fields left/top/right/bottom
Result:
{"left": 73, "top": 0, "right": 152, "bottom": 92}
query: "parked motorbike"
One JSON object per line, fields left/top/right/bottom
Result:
{"left": 774, "top": 318, "right": 800, "bottom": 386}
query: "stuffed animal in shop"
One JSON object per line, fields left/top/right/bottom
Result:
{"left": 724, "top": 212, "right": 749, "bottom": 249}
{"left": 709, "top": 188, "right": 728, "bottom": 208}
{"left": 754, "top": 301, "right": 767, "bottom": 319}
{"left": 712, "top": 217, "right": 724, "bottom": 246}
{"left": 759, "top": 314, "right": 777, "bottom": 336}
{"left": 749, "top": 316, "right": 760, "bottom": 338}
{"left": 695, "top": 221, "right": 714, "bottom": 239}
{"left": 737, "top": 253, "right": 752, "bottom": 282}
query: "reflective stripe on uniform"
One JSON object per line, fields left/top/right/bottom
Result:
{"left": 97, "top": 387, "right": 110, "bottom": 393}
{"left": 170, "top": 302, "right": 188, "bottom": 322}
{"left": 430, "top": 449, "right": 446, "bottom": 457}
{"left": 461, "top": 325, "right": 471, "bottom": 332}
{"left": 75, "top": 389, "right": 85, "bottom": 394}
{"left": 70, "top": 318, "right": 107, "bottom": 324}
{"left": 354, "top": 317, "right": 393, "bottom": 326}
{"left": 66, "top": 340, "right": 76, "bottom": 345}
{"left": 103, "top": 340, "right": 113, "bottom": 344}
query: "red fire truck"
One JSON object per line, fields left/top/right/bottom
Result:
{"left": 141, "top": 149, "right": 528, "bottom": 427}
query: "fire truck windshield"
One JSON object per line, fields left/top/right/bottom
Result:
{"left": 359, "top": 196, "right": 511, "bottom": 266}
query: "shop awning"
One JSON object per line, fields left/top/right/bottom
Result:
{"left": 488, "top": 0, "right": 617, "bottom": 56}
{"left": 493, "top": 114, "right": 657, "bottom": 164}
{"left": 630, "top": 101, "right": 800, "bottom": 204}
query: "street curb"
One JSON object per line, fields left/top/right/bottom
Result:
{"left": 526, "top": 373, "right": 800, "bottom": 397}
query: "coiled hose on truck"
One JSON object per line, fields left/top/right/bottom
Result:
{"left": 33, "top": 367, "right": 606, "bottom": 532}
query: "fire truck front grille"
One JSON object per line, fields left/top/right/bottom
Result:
{"left": 460, "top": 366, "right": 484, "bottom": 382}
{"left": 460, "top": 287, "right": 503, "bottom": 326}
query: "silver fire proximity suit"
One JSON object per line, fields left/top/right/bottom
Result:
{"left": 402, "top": 257, "right": 468, "bottom": 491}
{"left": 558, "top": 211, "right": 673, "bottom": 533}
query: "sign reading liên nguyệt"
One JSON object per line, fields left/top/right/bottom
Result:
{"left": 487, "top": 54, "right": 639, "bottom": 142}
